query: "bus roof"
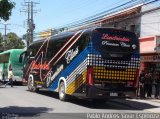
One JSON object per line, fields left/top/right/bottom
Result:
{"left": 29, "top": 27, "right": 136, "bottom": 47}
{"left": 0, "top": 49, "right": 25, "bottom": 55}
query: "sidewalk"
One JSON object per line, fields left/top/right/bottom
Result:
{"left": 112, "top": 98, "right": 160, "bottom": 113}
{"left": 148, "top": 98, "right": 160, "bottom": 103}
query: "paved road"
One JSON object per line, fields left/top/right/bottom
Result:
{"left": 0, "top": 86, "right": 159, "bottom": 119}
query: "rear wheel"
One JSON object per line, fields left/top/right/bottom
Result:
{"left": 59, "top": 81, "right": 68, "bottom": 101}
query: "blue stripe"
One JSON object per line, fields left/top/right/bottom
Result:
{"left": 48, "top": 42, "right": 140, "bottom": 91}
{"left": 48, "top": 47, "right": 89, "bottom": 91}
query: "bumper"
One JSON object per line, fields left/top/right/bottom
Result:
{"left": 85, "top": 85, "right": 137, "bottom": 99}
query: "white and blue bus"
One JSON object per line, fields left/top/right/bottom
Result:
{"left": 20, "top": 27, "right": 140, "bottom": 101}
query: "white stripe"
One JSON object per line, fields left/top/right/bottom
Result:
{"left": 66, "top": 59, "right": 88, "bottom": 87}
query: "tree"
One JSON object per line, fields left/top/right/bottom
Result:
{"left": 4, "top": 32, "right": 25, "bottom": 49}
{"left": 0, "top": 32, "right": 3, "bottom": 44}
{"left": 0, "top": 0, "right": 15, "bottom": 21}
{"left": 0, "top": 33, "right": 3, "bottom": 51}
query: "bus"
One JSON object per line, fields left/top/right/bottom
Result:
{"left": 20, "top": 27, "right": 140, "bottom": 101}
{"left": 0, "top": 49, "right": 25, "bottom": 84}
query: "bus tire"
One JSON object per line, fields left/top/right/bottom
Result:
{"left": 28, "top": 75, "right": 37, "bottom": 92}
{"left": 59, "top": 81, "right": 68, "bottom": 101}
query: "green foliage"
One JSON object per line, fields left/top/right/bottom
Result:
{"left": 0, "top": 32, "right": 3, "bottom": 44}
{"left": 5, "top": 32, "right": 25, "bottom": 49}
{"left": 0, "top": 32, "right": 25, "bottom": 51}
{"left": 0, "top": 0, "right": 15, "bottom": 21}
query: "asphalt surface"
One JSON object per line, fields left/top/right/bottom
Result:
{"left": 0, "top": 86, "right": 160, "bottom": 119}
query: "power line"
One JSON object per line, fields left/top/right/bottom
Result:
{"left": 61, "top": 0, "right": 130, "bottom": 25}
{"left": 55, "top": 0, "right": 157, "bottom": 31}
{"left": 56, "top": 0, "right": 141, "bottom": 30}
{"left": 35, "top": 0, "right": 160, "bottom": 38}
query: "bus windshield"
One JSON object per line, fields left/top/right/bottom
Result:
{"left": 92, "top": 28, "right": 139, "bottom": 54}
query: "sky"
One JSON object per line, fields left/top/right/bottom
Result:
{"left": 0, "top": 0, "right": 135, "bottom": 37}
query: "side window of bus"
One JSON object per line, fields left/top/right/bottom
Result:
{"left": 27, "top": 44, "right": 38, "bottom": 60}
{"left": 77, "top": 34, "right": 89, "bottom": 51}
{"left": 28, "top": 43, "right": 43, "bottom": 59}
{"left": 46, "top": 40, "right": 54, "bottom": 60}
{"left": 47, "top": 38, "right": 66, "bottom": 60}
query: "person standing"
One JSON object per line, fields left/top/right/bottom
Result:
{"left": 5, "top": 68, "right": 14, "bottom": 87}
{"left": 139, "top": 70, "right": 145, "bottom": 98}
{"left": 144, "top": 72, "right": 152, "bottom": 98}
{"left": 155, "top": 72, "right": 160, "bottom": 99}
{"left": 8, "top": 68, "right": 13, "bottom": 87}
{"left": 2, "top": 71, "right": 5, "bottom": 82}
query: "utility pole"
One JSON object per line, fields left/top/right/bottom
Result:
{"left": 0, "top": 22, "right": 10, "bottom": 40}
{"left": 0, "top": 22, "right": 10, "bottom": 50}
{"left": 20, "top": 0, "right": 39, "bottom": 47}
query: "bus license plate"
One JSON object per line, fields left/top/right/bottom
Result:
{"left": 110, "top": 92, "right": 118, "bottom": 96}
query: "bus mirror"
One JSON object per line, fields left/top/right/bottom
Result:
{"left": 19, "top": 54, "right": 22, "bottom": 63}
{"left": 19, "top": 51, "right": 26, "bottom": 63}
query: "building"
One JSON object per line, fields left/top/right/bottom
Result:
{"left": 101, "top": 2, "right": 160, "bottom": 73}
{"left": 139, "top": 3, "right": 160, "bottom": 72}
{"left": 140, "top": 36, "right": 160, "bottom": 72}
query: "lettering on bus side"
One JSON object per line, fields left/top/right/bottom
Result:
{"left": 101, "top": 41, "right": 131, "bottom": 48}
{"left": 101, "top": 34, "right": 130, "bottom": 42}
{"left": 32, "top": 60, "right": 50, "bottom": 70}
{"left": 51, "top": 65, "right": 64, "bottom": 81}
{"left": 65, "top": 46, "right": 79, "bottom": 64}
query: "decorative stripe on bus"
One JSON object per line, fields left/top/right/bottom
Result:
{"left": 47, "top": 30, "right": 82, "bottom": 65}
{"left": 48, "top": 47, "right": 89, "bottom": 91}
{"left": 48, "top": 47, "right": 139, "bottom": 93}
{"left": 43, "top": 30, "right": 84, "bottom": 81}
{"left": 25, "top": 38, "right": 51, "bottom": 77}
{"left": 27, "top": 30, "right": 83, "bottom": 81}
{"left": 66, "top": 70, "right": 87, "bottom": 95}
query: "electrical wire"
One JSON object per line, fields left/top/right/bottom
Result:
{"left": 56, "top": 0, "right": 142, "bottom": 30}
{"left": 35, "top": 0, "right": 160, "bottom": 38}
{"left": 62, "top": 0, "right": 130, "bottom": 25}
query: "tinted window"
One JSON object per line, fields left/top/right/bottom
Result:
{"left": 0, "top": 53, "right": 10, "bottom": 63}
{"left": 92, "top": 28, "right": 139, "bottom": 54}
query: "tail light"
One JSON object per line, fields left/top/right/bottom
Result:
{"left": 86, "top": 66, "right": 94, "bottom": 85}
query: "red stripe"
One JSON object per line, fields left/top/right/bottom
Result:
{"left": 47, "top": 30, "right": 81, "bottom": 65}
{"left": 43, "top": 30, "right": 85, "bottom": 81}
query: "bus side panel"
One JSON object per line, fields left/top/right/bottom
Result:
{"left": 0, "top": 63, "right": 8, "bottom": 81}
{"left": 9, "top": 50, "right": 24, "bottom": 82}
{"left": 48, "top": 48, "right": 89, "bottom": 93}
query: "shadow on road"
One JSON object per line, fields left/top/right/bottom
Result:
{"left": 110, "top": 98, "right": 159, "bottom": 110}
{"left": 34, "top": 90, "right": 159, "bottom": 110}
{"left": 33, "top": 90, "right": 59, "bottom": 99}
{"left": 0, "top": 106, "right": 53, "bottom": 117}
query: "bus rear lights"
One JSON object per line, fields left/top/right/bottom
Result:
{"left": 87, "top": 66, "right": 94, "bottom": 85}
